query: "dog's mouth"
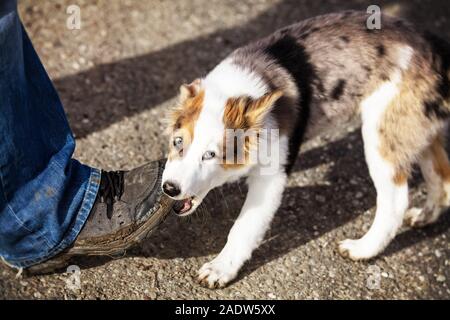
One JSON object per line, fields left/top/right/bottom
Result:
{"left": 172, "top": 196, "right": 195, "bottom": 216}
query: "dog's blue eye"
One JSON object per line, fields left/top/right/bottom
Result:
{"left": 173, "top": 137, "right": 183, "bottom": 149}
{"left": 202, "top": 151, "right": 216, "bottom": 161}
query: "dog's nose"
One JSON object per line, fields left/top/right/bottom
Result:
{"left": 162, "top": 181, "right": 181, "bottom": 197}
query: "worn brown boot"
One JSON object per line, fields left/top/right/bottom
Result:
{"left": 25, "top": 159, "right": 173, "bottom": 275}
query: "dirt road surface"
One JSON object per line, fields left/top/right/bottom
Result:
{"left": 1, "top": 0, "right": 449, "bottom": 299}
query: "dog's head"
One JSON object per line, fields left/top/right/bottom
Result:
{"left": 162, "top": 79, "right": 282, "bottom": 216}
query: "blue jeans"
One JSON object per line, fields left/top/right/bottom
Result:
{"left": 0, "top": 1, "right": 100, "bottom": 268}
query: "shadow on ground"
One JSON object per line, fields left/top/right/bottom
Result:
{"left": 57, "top": 0, "right": 450, "bottom": 138}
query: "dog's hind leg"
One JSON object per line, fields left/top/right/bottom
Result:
{"left": 405, "top": 134, "right": 450, "bottom": 227}
{"left": 338, "top": 130, "right": 409, "bottom": 260}
{"left": 339, "top": 73, "right": 411, "bottom": 261}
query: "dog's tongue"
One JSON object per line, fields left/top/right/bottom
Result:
{"left": 173, "top": 199, "right": 192, "bottom": 215}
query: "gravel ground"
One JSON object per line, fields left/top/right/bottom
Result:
{"left": 1, "top": 0, "right": 449, "bottom": 299}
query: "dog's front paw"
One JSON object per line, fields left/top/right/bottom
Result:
{"left": 338, "top": 238, "right": 377, "bottom": 261}
{"left": 197, "top": 258, "right": 238, "bottom": 289}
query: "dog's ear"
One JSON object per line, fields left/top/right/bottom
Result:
{"left": 179, "top": 79, "right": 202, "bottom": 101}
{"left": 245, "top": 90, "right": 283, "bottom": 127}
{"left": 166, "top": 80, "right": 204, "bottom": 135}
{"left": 224, "top": 90, "right": 283, "bottom": 129}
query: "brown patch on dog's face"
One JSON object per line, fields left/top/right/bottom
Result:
{"left": 167, "top": 80, "right": 204, "bottom": 160}
{"left": 221, "top": 91, "right": 283, "bottom": 169}
{"left": 172, "top": 90, "right": 204, "bottom": 137}
{"left": 223, "top": 91, "right": 283, "bottom": 129}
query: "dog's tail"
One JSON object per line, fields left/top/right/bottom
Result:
{"left": 422, "top": 32, "right": 450, "bottom": 118}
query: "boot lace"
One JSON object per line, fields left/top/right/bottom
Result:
{"left": 98, "top": 170, "right": 125, "bottom": 219}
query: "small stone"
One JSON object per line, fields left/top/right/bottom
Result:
{"left": 147, "top": 291, "right": 157, "bottom": 299}
{"left": 436, "top": 275, "right": 446, "bottom": 282}
{"left": 268, "top": 293, "right": 276, "bottom": 299}
{"left": 315, "top": 195, "right": 326, "bottom": 203}
{"left": 434, "top": 250, "right": 442, "bottom": 258}
{"left": 78, "top": 44, "right": 87, "bottom": 53}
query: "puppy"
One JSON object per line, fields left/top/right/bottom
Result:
{"left": 162, "top": 11, "right": 450, "bottom": 288}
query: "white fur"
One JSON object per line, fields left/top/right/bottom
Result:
{"left": 198, "top": 135, "right": 288, "bottom": 287}
{"left": 203, "top": 58, "right": 269, "bottom": 99}
{"left": 339, "top": 71, "right": 410, "bottom": 260}
{"left": 163, "top": 59, "right": 289, "bottom": 287}
{"left": 198, "top": 168, "right": 287, "bottom": 287}
{"left": 397, "top": 45, "right": 414, "bottom": 71}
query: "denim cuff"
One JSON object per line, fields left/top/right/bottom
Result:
{"left": 3, "top": 168, "right": 101, "bottom": 268}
